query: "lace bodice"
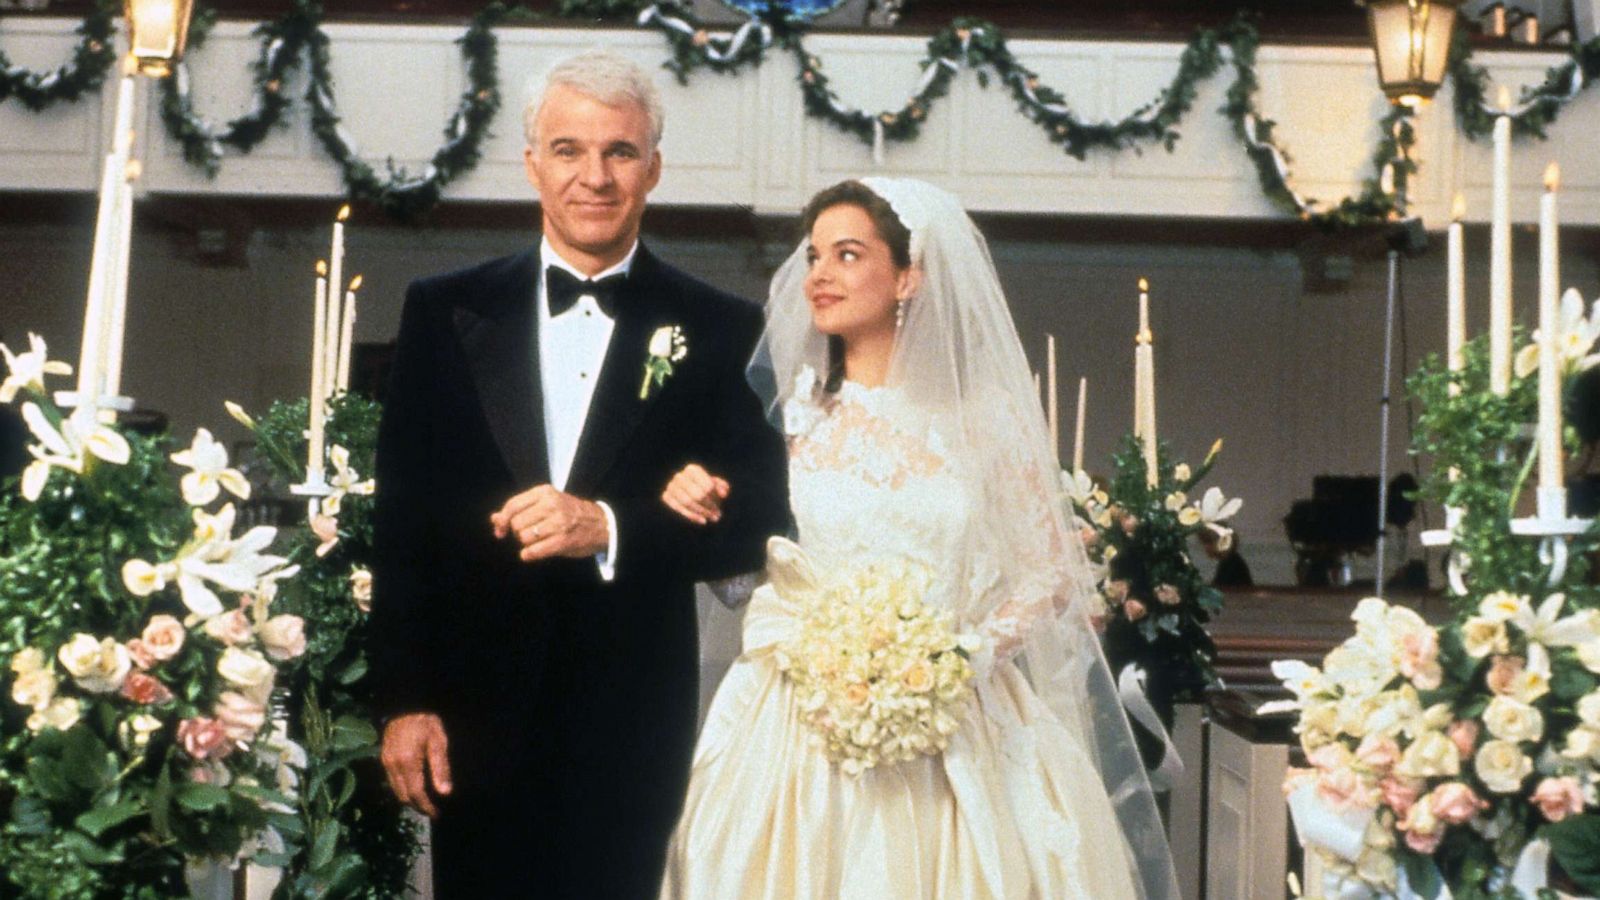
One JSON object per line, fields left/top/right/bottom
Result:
{"left": 782, "top": 367, "right": 1060, "bottom": 663}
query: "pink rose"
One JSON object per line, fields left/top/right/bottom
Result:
{"left": 1317, "top": 769, "right": 1380, "bottom": 812}
{"left": 1398, "top": 629, "right": 1439, "bottom": 679}
{"left": 1355, "top": 734, "right": 1401, "bottom": 774}
{"left": 177, "top": 716, "right": 233, "bottom": 761}
{"left": 119, "top": 671, "right": 173, "bottom": 705}
{"left": 1380, "top": 775, "right": 1424, "bottom": 817}
{"left": 1104, "top": 580, "right": 1130, "bottom": 603}
{"left": 312, "top": 514, "right": 339, "bottom": 557}
{"left": 125, "top": 639, "right": 157, "bottom": 671}
{"left": 1309, "top": 743, "right": 1350, "bottom": 772}
{"left": 203, "top": 610, "right": 253, "bottom": 646}
{"left": 1429, "top": 782, "right": 1487, "bottom": 825}
{"left": 1124, "top": 599, "right": 1147, "bottom": 622}
{"left": 1404, "top": 827, "right": 1443, "bottom": 853}
{"left": 139, "top": 614, "right": 185, "bottom": 663}
{"left": 1078, "top": 526, "right": 1100, "bottom": 549}
{"left": 1532, "top": 776, "right": 1586, "bottom": 823}
{"left": 1486, "top": 655, "right": 1524, "bottom": 696}
{"left": 1155, "top": 583, "right": 1181, "bottom": 606}
{"left": 1447, "top": 720, "right": 1480, "bottom": 759}
{"left": 214, "top": 691, "right": 266, "bottom": 745}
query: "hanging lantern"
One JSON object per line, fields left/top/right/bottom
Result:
{"left": 1361, "top": 0, "right": 1462, "bottom": 107}
{"left": 124, "top": 0, "right": 194, "bottom": 77}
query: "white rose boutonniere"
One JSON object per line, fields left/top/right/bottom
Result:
{"left": 640, "top": 325, "right": 688, "bottom": 400}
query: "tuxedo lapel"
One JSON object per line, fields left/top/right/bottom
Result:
{"left": 565, "top": 247, "right": 674, "bottom": 497}
{"left": 453, "top": 245, "right": 551, "bottom": 489}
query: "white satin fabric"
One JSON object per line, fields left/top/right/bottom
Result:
{"left": 661, "top": 378, "right": 1141, "bottom": 899}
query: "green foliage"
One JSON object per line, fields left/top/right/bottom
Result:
{"left": 0, "top": 0, "right": 119, "bottom": 112}
{"left": 239, "top": 391, "right": 420, "bottom": 900}
{"left": 1067, "top": 435, "right": 1232, "bottom": 718}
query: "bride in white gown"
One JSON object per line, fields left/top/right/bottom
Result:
{"left": 658, "top": 177, "right": 1179, "bottom": 899}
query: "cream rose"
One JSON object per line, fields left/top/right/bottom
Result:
{"left": 1317, "top": 769, "right": 1381, "bottom": 812}
{"left": 1578, "top": 692, "right": 1600, "bottom": 729}
{"left": 1155, "top": 583, "right": 1181, "bottom": 606}
{"left": 56, "top": 634, "right": 131, "bottom": 694}
{"left": 1398, "top": 796, "right": 1442, "bottom": 851}
{"left": 1398, "top": 629, "right": 1441, "bottom": 690}
{"left": 1394, "top": 730, "right": 1461, "bottom": 779}
{"left": 1355, "top": 734, "right": 1400, "bottom": 774}
{"left": 10, "top": 667, "right": 56, "bottom": 710}
{"left": 350, "top": 568, "right": 373, "bottom": 613}
{"left": 27, "top": 696, "right": 81, "bottom": 733}
{"left": 1474, "top": 739, "right": 1533, "bottom": 794}
{"left": 1482, "top": 696, "right": 1544, "bottom": 743}
{"left": 217, "top": 647, "right": 275, "bottom": 702}
{"left": 1461, "top": 618, "right": 1509, "bottom": 658}
{"left": 140, "top": 614, "right": 186, "bottom": 662}
{"left": 119, "top": 712, "right": 164, "bottom": 750}
{"left": 258, "top": 615, "right": 307, "bottom": 661}
{"left": 9, "top": 647, "right": 45, "bottom": 676}
{"left": 1563, "top": 725, "right": 1600, "bottom": 762}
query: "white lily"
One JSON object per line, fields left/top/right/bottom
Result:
{"left": 1510, "top": 592, "right": 1600, "bottom": 648}
{"left": 19, "top": 403, "right": 131, "bottom": 501}
{"left": 121, "top": 504, "right": 294, "bottom": 618}
{"left": 0, "top": 333, "right": 72, "bottom": 403}
{"left": 1515, "top": 289, "right": 1600, "bottom": 378}
{"left": 1193, "top": 486, "right": 1242, "bottom": 548}
{"left": 1061, "top": 469, "right": 1096, "bottom": 508}
{"left": 319, "top": 445, "right": 374, "bottom": 517}
{"left": 171, "top": 428, "right": 251, "bottom": 507}
{"left": 224, "top": 401, "right": 256, "bottom": 430}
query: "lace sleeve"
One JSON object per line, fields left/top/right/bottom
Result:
{"left": 969, "top": 396, "right": 1093, "bottom": 667}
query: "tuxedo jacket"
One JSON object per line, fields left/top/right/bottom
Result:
{"left": 367, "top": 243, "right": 790, "bottom": 805}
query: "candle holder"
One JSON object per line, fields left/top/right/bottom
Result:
{"left": 289, "top": 474, "right": 334, "bottom": 523}
{"left": 1509, "top": 487, "right": 1592, "bottom": 584}
{"left": 1420, "top": 507, "right": 1471, "bottom": 596}
{"left": 52, "top": 390, "right": 135, "bottom": 414}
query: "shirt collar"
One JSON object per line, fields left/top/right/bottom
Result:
{"left": 540, "top": 236, "right": 639, "bottom": 285}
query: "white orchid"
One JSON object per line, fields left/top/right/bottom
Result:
{"left": 1194, "top": 486, "right": 1243, "bottom": 548}
{"left": 319, "top": 444, "right": 374, "bottom": 517}
{"left": 1514, "top": 288, "right": 1600, "bottom": 378}
{"left": 122, "top": 504, "right": 296, "bottom": 618}
{"left": 19, "top": 402, "right": 131, "bottom": 501}
{"left": 171, "top": 428, "right": 251, "bottom": 507}
{"left": 1259, "top": 659, "right": 1327, "bottom": 714}
{"left": 0, "top": 333, "right": 71, "bottom": 403}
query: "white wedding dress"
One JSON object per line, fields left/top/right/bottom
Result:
{"left": 660, "top": 370, "right": 1142, "bottom": 899}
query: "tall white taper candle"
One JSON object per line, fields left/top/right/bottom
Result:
{"left": 1490, "top": 86, "right": 1513, "bottom": 395}
{"left": 1537, "top": 163, "right": 1562, "bottom": 496}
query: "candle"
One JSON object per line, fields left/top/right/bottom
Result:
{"left": 308, "top": 260, "right": 329, "bottom": 478}
{"left": 74, "top": 76, "right": 137, "bottom": 408}
{"left": 1537, "top": 163, "right": 1561, "bottom": 494}
{"left": 1072, "top": 376, "right": 1087, "bottom": 473}
{"left": 1136, "top": 278, "right": 1157, "bottom": 485}
{"left": 336, "top": 275, "right": 361, "bottom": 392}
{"left": 1447, "top": 193, "right": 1466, "bottom": 384}
{"left": 1046, "top": 334, "right": 1059, "bottom": 461}
{"left": 102, "top": 154, "right": 139, "bottom": 411}
{"left": 1490, "top": 86, "right": 1513, "bottom": 395}
{"left": 325, "top": 205, "right": 349, "bottom": 399}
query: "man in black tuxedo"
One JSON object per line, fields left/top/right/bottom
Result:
{"left": 369, "top": 49, "right": 789, "bottom": 898}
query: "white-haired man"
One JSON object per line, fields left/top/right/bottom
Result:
{"left": 369, "top": 49, "right": 789, "bottom": 898}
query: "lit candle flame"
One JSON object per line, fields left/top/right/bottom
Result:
{"left": 348, "top": 274, "right": 364, "bottom": 292}
{"left": 1451, "top": 193, "right": 1466, "bottom": 221}
{"left": 1544, "top": 162, "right": 1560, "bottom": 192}
{"left": 316, "top": 259, "right": 328, "bottom": 276}
{"left": 337, "top": 205, "right": 351, "bottom": 222}
{"left": 1138, "top": 277, "right": 1148, "bottom": 292}
{"left": 1497, "top": 85, "right": 1512, "bottom": 112}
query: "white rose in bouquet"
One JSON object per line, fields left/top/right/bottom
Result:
{"left": 57, "top": 634, "right": 132, "bottom": 694}
{"left": 1473, "top": 739, "right": 1533, "bottom": 794}
{"left": 1481, "top": 696, "right": 1544, "bottom": 743}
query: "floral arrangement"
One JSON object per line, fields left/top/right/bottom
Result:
{"left": 226, "top": 393, "right": 420, "bottom": 899}
{"left": 1063, "top": 436, "right": 1240, "bottom": 724}
{"left": 776, "top": 557, "right": 979, "bottom": 776}
{"left": 0, "top": 335, "right": 307, "bottom": 897}
{"left": 1264, "top": 303, "right": 1600, "bottom": 898}
{"left": 1267, "top": 593, "right": 1600, "bottom": 897}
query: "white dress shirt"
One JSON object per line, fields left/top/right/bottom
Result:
{"left": 538, "top": 236, "right": 634, "bottom": 581}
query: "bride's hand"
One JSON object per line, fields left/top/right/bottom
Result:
{"left": 661, "top": 463, "right": 730, "bottom": 525}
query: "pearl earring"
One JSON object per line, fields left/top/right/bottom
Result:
{"left": 895, "top": 299, "right": 907, "bottom": 330}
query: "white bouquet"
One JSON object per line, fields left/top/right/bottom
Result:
{"left": 776, "top": 558, "right": 980, "bottom": 775}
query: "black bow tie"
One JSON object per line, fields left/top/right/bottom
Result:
{"left": 546, "top": 267, "right": 627, "bottom": 318}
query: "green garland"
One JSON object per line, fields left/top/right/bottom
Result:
{"left": 303, "top": 1, "right": 526, "bottom": 221}
{"left": 156, "top": 3, "right": 312, "bottom": 176}
{"left": 16, "top": 0, "right": 1600, "bottom": 224}
{"left": 0, "top": 0, "right": 118, "bottom": 112}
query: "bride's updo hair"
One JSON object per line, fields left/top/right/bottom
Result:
{"left": 799, "top": 180, "right": 914, "bottom": 393}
